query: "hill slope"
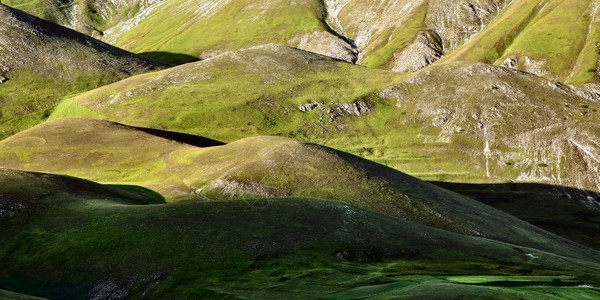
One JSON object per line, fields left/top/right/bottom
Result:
{"left": 48, "top": 46, "right": 600, "bottom": 201}
{"left": 445, "top": 0, "right": 600, "bottom": 84}
{"left": 1, "top": 169, "right": 600, "bottom": 299}
{"left": 1, "top": 117, "right": 599, "bottom": 262}
{"left": 0, "top": 4, "right": 163, "bottom": 140}
{"left": 7, "top": 0, "right": 600, "bottom": 83}
{"left": 1, "top": 0, "right": 164, "bottom": 41}
{"left": 97, "top": 0, "right": 509, "bottom": 68}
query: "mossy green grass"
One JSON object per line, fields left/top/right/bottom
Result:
{"left": 1, "top": 169, "right": 599, "bottom": 299}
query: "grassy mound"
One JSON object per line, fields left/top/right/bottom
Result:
{"left": 0, "top": 169, "right": 599, "bottom": 298}
{"left": 48, "top": 46, "right": 600, "bottom": 196}
{"left": 1, "top": 117, "right": 599, "bottom": 264}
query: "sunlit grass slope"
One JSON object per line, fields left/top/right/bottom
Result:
{"left": 1, "top": 169, "right": 599, "bottom": 299}
{"left": 49, "top": 46, "right": 600, "bottom": 198}
{"left": 445, "top": 0, "right": 600, "bottom": 84}
{"left": 0, "top": 4, "right": 164, "bottom": 140}
{"left": 113, "top": 0, "right": 511, "bottom": 68}
{"left": 2, "top": 0, "right": 166, "bottom": 41}
{"left": 1, "top": 117, "right": 600, "bottom": 264}
{"left": 114, "top": 0, "right": 338, "bottom": 64}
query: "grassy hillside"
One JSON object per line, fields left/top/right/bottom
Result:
{"left": 2, "top": 117, "right": 600, "bottom": 263}
{"left": 110, "top": 0, "right": 510, "bottom": 69}
{"left": 1, "top": 169, "right": 599, "bottom": 299}
{"left": 445, "top": 0, "right": 600, "bottom": 84}
{"left": 0, "top": 4, "right": 163, "bottom": 140}
{"left": 114, "top": 0, "right": 355, "bottom": 64}
{"left": 48, "top": 46, "right": 600, "bottom": 199}
{"left": 2, "top": 0, "right": 165, "bottom": 41}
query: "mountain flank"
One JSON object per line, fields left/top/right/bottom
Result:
{"left": 0, "top": 4, "right": 164, "bottom": 140}
{"left": 47, "top": 45, "right": 600, "bottom": 206}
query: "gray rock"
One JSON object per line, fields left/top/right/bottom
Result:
{"left": 289, "top": 30, "right": 358, "bottom": 63}
{"left": 299, "top": 102, "right": 321, "bottom": 112}
{"left": 502, "top": 57, "right": 518, "bottom": 68}
{"left": 328, "top": 100, "right": 373, "bottom": 122}
{"left": 390, "top": 30, "right": 443, "bottom": 72}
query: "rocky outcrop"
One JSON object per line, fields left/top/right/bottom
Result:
{"left": 501, "top": 56, "right": 549, "bottom": 76}
{"left": 380, "top": 61, "right": 600, "bottom": 208}
{"left": 390, "top": 30, "right": 443, "bottom": 72}
{"left": 289, "top": 30, "right": 358, "bottom": 63}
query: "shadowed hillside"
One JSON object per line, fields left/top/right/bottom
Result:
{"left": 1, "top": 169, "right": 600, "bottom": 299}
{"left": 432, "top": 181, "right": 600, "bottom": 250}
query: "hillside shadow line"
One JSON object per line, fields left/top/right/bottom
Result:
{"left": 138, "top": 51, "right": 200, "bottom": 65}
{"left": 429, "top": 181, "right": 600, "bottom": 250}
{"left": 131, "top": 125, "right": 225, "bottom": 148}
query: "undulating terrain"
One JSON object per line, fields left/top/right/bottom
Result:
{"left": 2, "top": 0, "right": 600, "bottom": 299}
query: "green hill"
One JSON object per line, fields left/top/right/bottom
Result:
{"left": 2, "top": 1, "right": 600, "bottom": 298}
{"left": 1, "top": 117, "right": 599, "bottom": 262}
{"left": 6, "top": 0, "right": 600, "bottom": 83}
{"left": 444, "top": 0, "right": 600, "bottom": 84}
{"left": 48, "top": 46, "right": 600, "bottom": 199}
{"left": 1, "top": 168, "right": 599, "bottom": 299}
{"left": 0, "top": 4, "right": 164, "bottom": 140}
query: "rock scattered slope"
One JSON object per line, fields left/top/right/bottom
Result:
{"left": 323, "top": 0, "right": 511, "bottom": 69}
{"left": 380, "top": 62, "right": 600, "bottom": 209}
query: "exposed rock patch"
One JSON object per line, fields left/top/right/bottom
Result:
{"left": 390, "top": 30, "right": 443, "bottom": 72}
{"left": 298, "top": 102, "right": 322, "bottom": 112}
{"left": 289, "top": 30, "right": 358, "bottom": 63}
{"left": 500, "top": 56, "right": 549, "bottom": 76}
{"left": 502, "top": 57, "right": 518, "bottom": 69}
{"left": 327, "top": 100, "right": 373, "bottom": 121}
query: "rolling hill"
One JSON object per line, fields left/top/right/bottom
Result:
{"left": 0, "top": 4, "right": 164, "bottom": 140}
{"left": 1, "top": 117, "right": 599, "bottom": 261}
{"left": 2, "top": 0, "right": 600, "bottom": 298}
{"left": 1, "top": 168, "right": 600, "bottom": 298}
{"left": 48, "top": 45, "right": 600, "bottom": 204}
